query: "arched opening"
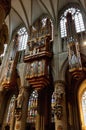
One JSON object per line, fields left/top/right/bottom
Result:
{"left": 78, "top": 80, "right": 86, "bottom": 130}
{"left": 2, "top": 94, "right": 16, "bottom": 130}
{"left": 26, "top": 90, "right": 38, "bottom": 130}
{"left": 59, "top": 6, "right": 86, "bottom": 52}
{"left": 13, "top": 27, "right": 28, "bottom": 63}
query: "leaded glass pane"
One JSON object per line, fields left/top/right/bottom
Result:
{"left": 17, "top": 27, "right": 28, "bottom": 51}
{"left": 60, "top": 7, "right": 85, "bottom": 38}
{"left": 27, "top": 90, "right": 38, "bottom": 123}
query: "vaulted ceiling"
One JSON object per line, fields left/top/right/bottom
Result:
{"left": 5, "top": 0, "right": 86, "bottom": 40}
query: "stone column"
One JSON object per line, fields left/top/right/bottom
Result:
{"left": 35, "top": 90, "right": 45, "bottom": 130}
{"left": 14, "top": 87, "right": 29, "bottom": 130}
{"left": 35, "top": 88, "right": 52, "bottom": 130}
{"left": 53, "top": 81, "right": 67, "bottom": 130}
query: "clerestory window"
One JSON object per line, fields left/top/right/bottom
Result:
{"left": 60, "top": 7, "right": 86, "bottom": 51}
{"left": 17, "top": 27, "right": 28, "bottom": 51}
{"left": 60, "top": 7, "right": 85, "bottom": 38}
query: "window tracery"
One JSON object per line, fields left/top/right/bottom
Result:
{"left": 27, "top": 90, "right": 38, "bottom": 123}
{"left": 60, "top": 7, "right": 86, "bottom": 51}
{"left": 6, "top": 95, "right": 16, "bottom": 125}
{"left": 13, "top": 27, "right": 28, "bottom": 63}
{"left": 17, "top": 27, "right": 28, "bottom": 51}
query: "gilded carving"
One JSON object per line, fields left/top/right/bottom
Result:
{"left": 24, "top": 18, "right": 52, "bottom": 89}
{"left": 53, "top": 81, "right": 65, "bottom": 120}
{"left": 54, "top": 105, "right": 63, "bottom": 120}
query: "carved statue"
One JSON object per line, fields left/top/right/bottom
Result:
{"left": 70, "top": 51, "right": 78, "bottom": 68}
{"left": 54, "top": 105, "right": 63, "bottom": 120}
{"left": 15, "top": 110, "right": 22, "bottom": 121}
{"left": 53, "top": 82, "right": 65, "bottom": 120}
{"left": 15, "top": 89, "right": 24, "bottom": 121}
{"left": 55, "top": 84, "right": 64, "bottom": 104}
{"left": 16, "top": 89, "right": 24, "bottom": 109}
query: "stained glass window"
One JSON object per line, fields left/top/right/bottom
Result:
{"left": 6, "top": 95, "right": 16, "bottom": 124}
{"left": 51, "top": 92, "right": 55, "bottom": 122}
{"left": 27, "top": 90, "right": 38, "bottom": 123}
{"left": 82, "top": 90, "right": 86, "bottom": 125}
{"left": 60, "top": 7, "right": 86, "bottom": 52}
{"left": 17, "top": 27, "right": 28, "bottom": 51}
{"left": 60, "top": 7, "right": 85, "bottom": 38}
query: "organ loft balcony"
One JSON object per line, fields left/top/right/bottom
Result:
{"left": 24, "top": 35, "right": 53, "bottom": 90}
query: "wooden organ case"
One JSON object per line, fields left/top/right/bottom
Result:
{"left": 24, "top": 18, "right": 53, "bottom": 90}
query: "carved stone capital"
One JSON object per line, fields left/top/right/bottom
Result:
{"left": 54, "top": 80, "right": 65, "bottom": 103}
{"left": 54, "top": 80, "right": 65, "bottom": 89}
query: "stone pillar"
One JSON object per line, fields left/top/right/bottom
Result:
{"left": 35, "top": 90, "right": 45, "bottom": 130}
{"left": 35, "top": 88, "right": 52, "bottom": 130}
{"left": 53, "top": 81, "right": 67, "bottom": 130}
{"left": 14, "top": 87, "right": 29, "bottom": 130}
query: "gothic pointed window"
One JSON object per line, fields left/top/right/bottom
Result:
{"left": 14, "top": 27, "right": 28, "bottom": 62}
{"left": 27, "top": 90, "right": 38, "bottom": 123}
{"left": 6, "top": 95, "right": 16, "bottom": 124}
{"left": 78, "top": 80, "right": 86, "bottom": 130}
{"left": 82, "top": 90, "right": 86, "bottom": 126}
{"left": 60, "top": 7, "right": 86, "bottom": 51}
{"left": 17, "top": 27, "right": 28, "bottom": 51}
